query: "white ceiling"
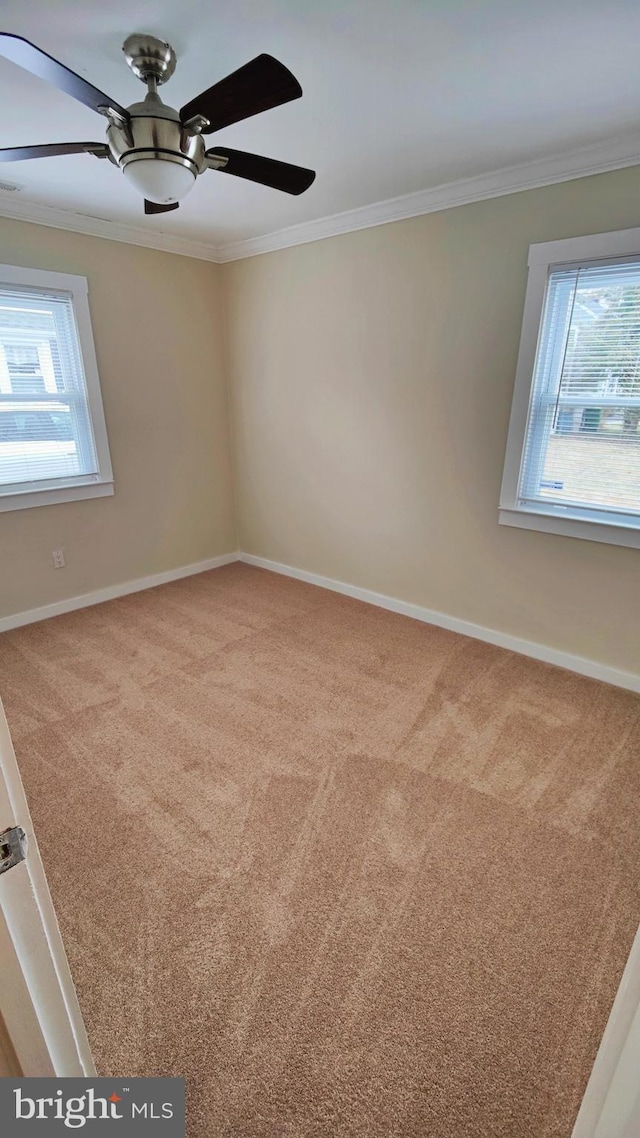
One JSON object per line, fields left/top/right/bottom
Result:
{"left": 1, "top": 0, "right": 640, "bottom": 253}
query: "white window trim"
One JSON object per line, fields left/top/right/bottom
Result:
{"left": 499, "top": 226, "right": 640, "bottom": 550}
{"left": 0, "top": 264, "right": 113, "bottom": 513}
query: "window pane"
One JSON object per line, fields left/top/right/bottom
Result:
{"left": 520, "top": 259, "right": 640, "bottom": 520}
{"left": 0, "top": 284, "right": 98, "bottom": 489}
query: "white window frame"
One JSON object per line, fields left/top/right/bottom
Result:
{"left": 499, "top": 226, "right": 640, "bottom": 549}
{"left": 0, "top": 264, "right": 113, "bottom": 513}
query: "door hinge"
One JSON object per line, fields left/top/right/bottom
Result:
{"left": 0, "top": 826, "right": 28, "bottom": 875}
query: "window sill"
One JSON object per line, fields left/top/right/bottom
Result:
{"left": 0, "top": 480, "right": 114, "bottom": 514}
{"left": 499, "top": 507, "right": 640, "bottom": 549}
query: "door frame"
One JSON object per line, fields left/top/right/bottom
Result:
{"left": 572, "top": 923, "right": 640, "bottom": 1137}
{"left": 0, "top": 700, "right": 95, "bottom": 1076}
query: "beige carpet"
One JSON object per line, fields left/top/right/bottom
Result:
{"left": 1, "top": 563, "right": 639, "bottom": 1137}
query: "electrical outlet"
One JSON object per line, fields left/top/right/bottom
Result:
{"left": 52, "top": 549, "right": 65, "bottom": 569}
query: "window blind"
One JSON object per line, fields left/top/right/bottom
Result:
{"left": 0, "top": 283, "right": 98, "bottom": 491}
{"left": 519, "top": 257, "right": 640, "bottom": 523}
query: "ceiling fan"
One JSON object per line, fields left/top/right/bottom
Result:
{"left": 0, "top": 32, "right": 316, "bottom": 214}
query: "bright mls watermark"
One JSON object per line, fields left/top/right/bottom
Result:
{"left": 0, "top": 1078, "right": 185, "bottom": 1135}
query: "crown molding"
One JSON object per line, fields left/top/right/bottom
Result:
{"left": 0, "top": 194, "right": 221, "bottom": 262}
{"left": 1, "top": 132, "right": 640, "bottom": 265}
{"left": 216, "top": 132, "right": 640, "bottom": 262}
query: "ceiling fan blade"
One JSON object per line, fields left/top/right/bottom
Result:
{"left": 0, "top": 33, "right": 129, "bottom": 120}
{"left": 207, "top": 147, "right": 315, "bottom": 195}
{"left": 180, "top": 54, "right": 302, "bottom": 134}
{"left": 0, "top": 142, "right": 108, "bottom": 162}
{"left": 144, "top": 200, "right": 180, "bottom": 214}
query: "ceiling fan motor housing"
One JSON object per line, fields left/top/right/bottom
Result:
{"left": 106, "top": 93, "right": 206, "bottom": 203}
{"left": 121, "top": 34, "right": 177, "bottom": 85}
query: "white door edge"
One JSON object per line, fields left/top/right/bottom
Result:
{"left": 0, "top": 702, "right": 95, "bottom": 1077}
{"left": 572, "top": 922, "right": 640, "bottom": 1138}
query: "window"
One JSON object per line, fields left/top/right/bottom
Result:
{"left": 0, "top": 264, "right": 113, "bottom": 512}
{"left": 500, "top": 227, "right": 640, "bottom": 548}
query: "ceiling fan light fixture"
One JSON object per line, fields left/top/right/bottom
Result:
{"left": 0, "top": 32, "right": 316, "bottom": 213}
{"left": 121, "top": 154, "right": 196, "bottom": 204}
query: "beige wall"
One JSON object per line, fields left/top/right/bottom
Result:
{"left": 224, "top": 165, "right": 640, "bottom": 675}
{"left": 0, "top": 218, "right": 235, "bottom": 618}
{"left": 2, "top": 169, "right": 639, "bottom": 672}
{"left": 0, "top": 1011, "right": 20, "bottom": 1076}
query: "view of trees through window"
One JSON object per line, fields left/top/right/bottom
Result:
{"left": 559, "top": 283, "right": 640, "bottom": 434}
{"left": 535, "top": 274, "right": 640, "bottom": 515}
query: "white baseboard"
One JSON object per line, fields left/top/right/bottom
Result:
{"left": 2, "top": 548, "right": 638, "bottom": 693}
{"left": 239, "top": 553, "right": 640, "bottom": 694}
{"left": 0, "top": 552, "right": 240, "bottom": 633}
